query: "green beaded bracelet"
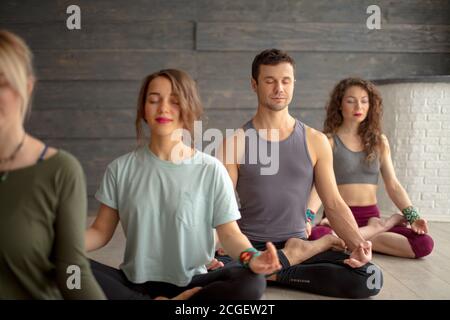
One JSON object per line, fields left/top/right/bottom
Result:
{"left": 402, "top": 206, "right": 421, "bottom": 225}
{"left": 306, "top": 208, "right": 316, "bottom": 223}
{"left": 239, "top": 248, "right": 261, "bottom": 268}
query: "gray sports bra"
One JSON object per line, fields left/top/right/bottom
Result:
{"left": 332, "top": 135, "right": 380, "bottom": 185}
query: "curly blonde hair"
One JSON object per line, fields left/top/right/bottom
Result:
{"left": 323, "top": 78, "right": 384, "bottom": 162}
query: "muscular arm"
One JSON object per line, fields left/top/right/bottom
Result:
{"left": 307, "top": 186, "right": 323, "bottom": 213}
{"left": 307, "top": 129, "right": 365, "bottom": 250}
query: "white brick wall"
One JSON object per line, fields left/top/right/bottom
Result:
{"left": 377, "top": 83, "right": 450, "bottom": 222}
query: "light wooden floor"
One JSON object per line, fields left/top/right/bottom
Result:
{"left": 87, "top": 218, "right": 450, "bottom": 300}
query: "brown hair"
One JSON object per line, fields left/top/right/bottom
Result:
{"left": 323, "top": 77, "right": 384, "bottom": 162}
{"left": 135, "top": 69, "right": 203, "bottom": 144}
{"left": 0, "top": 30, "right": 34, "bottom": 120}
{"left": 251, "top": 48, "right": 295, "bottom": 83}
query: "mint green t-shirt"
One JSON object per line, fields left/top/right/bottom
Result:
{"left": 95, "top": 145, "right": 241, "bottom": 286}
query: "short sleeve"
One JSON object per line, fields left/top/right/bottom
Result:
{"left": 211, "top": 161, "right": 241, "bottom": 228}
{"left": 95, "top": 163, "right": 118, "bottom": 210}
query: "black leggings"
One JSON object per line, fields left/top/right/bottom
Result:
{"left": 89, "top": 259, "right": 266, "bottom": 300}
{"left": 216, "top": 240, "right": 383, "bottom": 299}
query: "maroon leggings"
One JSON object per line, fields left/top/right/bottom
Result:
{"left": 309, "top": 205, "right": 434, "bottom": 258}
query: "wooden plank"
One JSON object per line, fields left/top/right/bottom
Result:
{"left": 196, "top": 52, "right": 450, "bottom": 81}
{"left": 31, "top": 51, "right": 450, "bottom": 82}
{"left": 196, "top": 22, "right": 450, "bottom": 52}
{"left": 370, "top": 260, "right": 421, "bottom": 300}
{"left": 46, "top": 138, "right": 137, "bottom": 164}
{"left": 2, "top": 0, "right": 449, "bottom": 25}
{"left": 33, "top": 80, "right": 141, "bottom": 110}
{"left": 0, "top": 22, "right": 194, "bottom": 50}
{"left": 197, "top": 0, "right": 450, "bottom": 25}
{"left": 0, "top": 0, "right": 197, "bottom": 22}
{"left": 33, "top": 51, "right": 197, "bottom": 81}
{"left": 26, "top": 109, "right": 136, "bottom": 139}
{"left": 373, "top": 254, "right": 450, "bottom": 299}
{"left": 427, "top": 222, "right": 450, "bottom": 260}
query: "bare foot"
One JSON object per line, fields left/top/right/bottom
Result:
{"left": 367, "top": 217, "right": 385, "bottom": 232}
{"left": 384, "top": 213, "right": 407, "bottom": 230}
{"left": 282, "top": 235, "right": 342, "bottom": 265}
{"left": 323, "top": 234, "right": 347, "bottom": 252}
{"left": 282, "top": 238, "right": 319, "bottom": 265}
{"left": 368, "top": 214, "right": 406, "bottom": 232}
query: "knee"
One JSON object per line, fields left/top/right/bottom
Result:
{"left": 231, "top": 268, "right": 267, "bottom": 300}
{"left": 345, "top": 264, "right": 384, "bottom": 299}
{"left": 412, "top": 234, "right": 434, "bottom": 259}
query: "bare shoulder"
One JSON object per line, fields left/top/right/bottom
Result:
{"left": 380, "top": 134, "right": 390, "bottom": 154}
{"left": 223, "top": 127, "right": 245, "bottom": 144}
{"left": 381, "top": 134, "right": 389, "bottom": 145}
{"left": 305, "top": 125, "right": 331, "bottom": 164}
{"left": 219, "top": 127, "right": 246, "bottom": 167}
{"left": 305, "top": 125, "right": 329, "bottom": 146}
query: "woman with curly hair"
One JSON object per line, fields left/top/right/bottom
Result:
{"left": 307, "top": 78, "right": 434, "bottom": 259}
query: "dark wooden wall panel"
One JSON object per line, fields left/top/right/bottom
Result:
{"left": 0, "top": 22, "right": 194, "bottom": 50}
{"left": 196, "top": 0, "right": 450, "bottom": 24}
{"left": 197, "top": 23, "right": 450, "bottom": 52}
{"left": 31, "top": 51, "right": 450, "bottom": 82}
{"left": 32, "top": 51, "right": 196, "bottom": 81}
{"left": 1, "top": 0, "right": 449, "bottom": 212}
{"left": 196, "top": 52, "right": 450, "bottom": 80}
{"left": 0, "top": 0, "right": 198, "bottom": 22}
{"left": 2, "top": 1, "right": 449, "bottom": 24}
{"left": 33, "top": 81, "right": 141, "bottom": 110}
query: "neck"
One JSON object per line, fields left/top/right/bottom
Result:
{"left": 0, "top": 124, "right": 26, "bottom": 159}
{"left": 338, "top": 121, "right": 360, "bottom": 136}
{"left": 149, "top": 135, "right": 192, "bottom": 162}
{"left": 253, "top": 106, "right": 294, "bottom": 130}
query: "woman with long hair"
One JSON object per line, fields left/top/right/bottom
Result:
{"left": 307, "top": 78, "right": 434, "bottom": 259}
{"left": 85, "top": 69, "right": 281, "bottom": 300}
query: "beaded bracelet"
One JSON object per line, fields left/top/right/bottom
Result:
{"left": 306, "top": 208, "right": 316, "bottom": 223}
{"left": 402, "top": 206, "right": 421, "bottom": 225}
{"left": 239, "top": 248, "right": 261, "bottom": 268}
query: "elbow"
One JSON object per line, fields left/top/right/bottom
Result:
{"left": 322, "top": 197, "right": 343, "bottom": 216}
{"left": 85, "top": 226, "right": 109, "bottom": 252}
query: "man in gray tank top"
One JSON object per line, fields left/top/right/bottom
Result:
{"left": 216, "top": 49, "right": 383, "bottom": 298}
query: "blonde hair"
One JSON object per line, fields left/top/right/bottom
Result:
{"left": 0, "top": 30, "right": 34, "bottom": 120}
{"left": 135, "top": 69, "right": 203, "bottom": 145}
